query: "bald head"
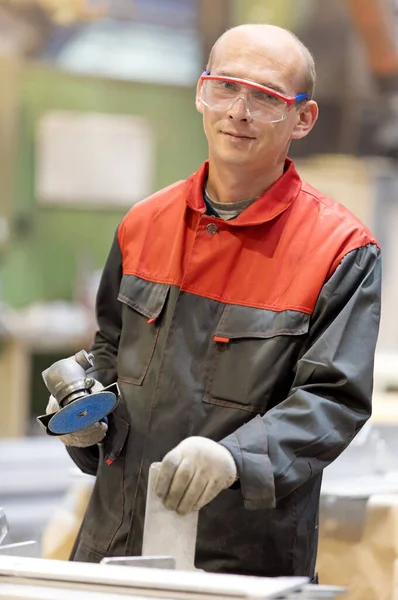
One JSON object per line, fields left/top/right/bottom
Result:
{"left": 206, "top": 24, "right": 316, "bottom": 99}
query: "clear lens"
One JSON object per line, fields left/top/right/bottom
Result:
{"left": 201, "top": 79, "right": 288, "bottom": 123}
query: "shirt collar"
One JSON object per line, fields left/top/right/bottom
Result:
{"left": 185, "top": 158, "right": 302, "bottom": 226}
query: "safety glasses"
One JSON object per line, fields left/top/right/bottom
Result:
{"left": 199, "top": 72, "right": 308, "bottom": 123}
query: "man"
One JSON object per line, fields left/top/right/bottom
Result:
{"left": 47, "top": 24, "right": 381, "bottom": 578}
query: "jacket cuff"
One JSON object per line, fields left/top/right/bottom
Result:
{"left": 219, "top": 415, "right": 275, "bottom": 510}
{"left": 66, "top": 445, "right": 99, "bottom": 477}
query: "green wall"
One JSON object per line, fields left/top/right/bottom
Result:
{"left": 233, "top": 0, "right": 317, "bottom": 30}
{"left": 1, "top": 64, "right": 207, "bottom": 308}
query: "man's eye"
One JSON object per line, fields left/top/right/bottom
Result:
{"left": 219, "top": 81, "right": 238, "bottom": 92}
{"left": 255, "top": 91, "right": 281, "bottom": 103}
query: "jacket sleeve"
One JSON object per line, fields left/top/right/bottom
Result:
{"left": 87, "top": 228, "right": 123, "bottom": 386}
{"left": 220, "top": 243, "right": 381, "bottom": 510}
{"left": 66, "top": 228, "right": 123, "bottom": 475}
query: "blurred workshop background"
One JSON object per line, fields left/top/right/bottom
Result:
{"left": 1, "top": 1, "right": 398, "bottom": 598}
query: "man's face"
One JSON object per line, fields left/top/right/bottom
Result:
{"left": 196, "top": 29, "right": 317, "bottom": 170}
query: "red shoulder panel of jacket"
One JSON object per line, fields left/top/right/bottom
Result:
{"left": 118, "top": 161, "right": 379, "bottom": 313}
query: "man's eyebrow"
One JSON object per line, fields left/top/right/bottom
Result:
{"left": 213, "top": 71, "right": 288, "bottom": 95}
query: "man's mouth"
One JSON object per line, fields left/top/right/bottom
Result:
{"left": 222, "top": 131, "right": 256, "bottom": 140}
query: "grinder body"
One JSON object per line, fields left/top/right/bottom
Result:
{"left": 37, "top": 350, "right": 118, "bottom": 436}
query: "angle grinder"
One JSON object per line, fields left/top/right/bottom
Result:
{"left": 37, "top": 349, "right": 118, "bottom": 436}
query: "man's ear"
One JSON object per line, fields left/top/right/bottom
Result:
{"left": 196, "top": 78, "right": 204, "bottom": 114}
{"left": 291, "top": 100, "right": 319, "bottom": 140}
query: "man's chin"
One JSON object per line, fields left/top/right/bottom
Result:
{"left": 214, "top": 149, "right": 254, "bottom": 165}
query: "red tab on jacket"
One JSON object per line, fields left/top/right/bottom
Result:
{"left": 214, "top": 336, "right": 230, "bottom": 344}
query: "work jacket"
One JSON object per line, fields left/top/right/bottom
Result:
{"left": 67, "top": 159, "right": 381, "bottom": 577}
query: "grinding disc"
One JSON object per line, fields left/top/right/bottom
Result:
{"left": 48, "top": 391, "right": 117, "bottom": 435}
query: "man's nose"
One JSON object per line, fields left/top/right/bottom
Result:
{"left": 226, "top": 96, "right": 253, "bottom": 121}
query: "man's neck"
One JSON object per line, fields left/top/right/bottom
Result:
{"left": 206, "top": 160, "right": 285, "bottom": 204}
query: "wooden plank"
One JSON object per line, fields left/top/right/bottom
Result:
{"left": 0, "top": 339, "right": 30, "bottom": 438}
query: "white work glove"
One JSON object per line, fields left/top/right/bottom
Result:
{"left": 155, "top": 436, "right": 238, "bottom": 515}
{"left": 45, "top": 380, "right": 107, "bottom": 448}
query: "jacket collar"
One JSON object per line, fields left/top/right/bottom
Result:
{"left": 185, "top": 158, "right": 302, "bottom": 226}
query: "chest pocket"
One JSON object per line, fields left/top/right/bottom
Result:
{"left": 203, "top": 305, "right": 310, "bottom": 413}
{"left": 117, "top": 275, "right": 169, "bottom": 385}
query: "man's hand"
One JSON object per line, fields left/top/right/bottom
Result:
{"left": 155, "top": 437, "right": 237, "bottom": 515}
{"left": 45, "top": 380, "right": 107, "bottom": 448}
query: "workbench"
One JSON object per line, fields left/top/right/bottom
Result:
{"left": 0, "top": 555, "right": 345, "bottom": 599}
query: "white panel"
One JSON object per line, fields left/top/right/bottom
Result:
{"left": 36, "top": 111, "right": 154, "bottom": 207}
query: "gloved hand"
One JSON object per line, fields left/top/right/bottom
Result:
{"left": 155, "top": 436, "right": 238, "bottom": 515}
{"left": 45, "top": 379, "right": 107, "bottom": 448}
